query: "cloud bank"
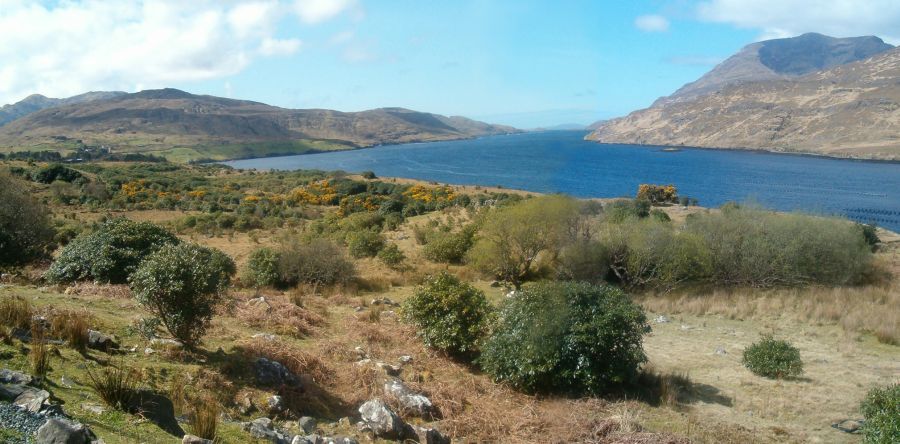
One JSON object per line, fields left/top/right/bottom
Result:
{"left": 635, "top": 14, "right": 670, "bottom": 32}
{"left": 0, "top": 0, "right": 359, "bottom": 104}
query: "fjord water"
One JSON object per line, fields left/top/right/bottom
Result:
{"left": 226, "top": 131, "right": 900, "bottom": 231}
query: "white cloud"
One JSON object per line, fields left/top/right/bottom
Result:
{"left": 697, "top": 0, "right": 900, "bottom": 43}
{"left": 0, "top": 0, "right": 360, "bottom": 104}
{"left": 293, "top": 0, "right": 358, "bottom": 24}
{"left": 635, "top": 15, "right": 670, "bottom": 32}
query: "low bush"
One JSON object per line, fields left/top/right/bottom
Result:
{"left": 347, "top": 229, "right": 385, "bottom": 258}
{"left": 556, "top": 240, "right": 608, "bottom": 283}
{"left": 604, "top": 199, "right": 650, "bottom": 223}
{"left": 377, "top": 243, "right": 406, "bottom": 269}
{"left": 479, "top": 281, "right": 649, "bottom": 394}
{"left": 0, "top": 173, "right": 55, "bottom": 266}
{"left": 130, "top": 243, "right": 235, "bottom": 347}
{"left": 278, "top": 239, "right": 356, "bottom": 286}
{"left": 243, "top": 247, "right": 280, "bottom": 289}
{"left": 402, "top": 272, "right": 492, "bottom": 356}
{"left": 860, "top": 383, "right": 899, "bottom": 443}
{"left": 742, "top": 336, "right": 803, "bottom": 379}
{"left": 422, "top": 225, "right": 475, "bottom": 264}
{"left": 46, "top": 218, "right": 180, "bottom": 284}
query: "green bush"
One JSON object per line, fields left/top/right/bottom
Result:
{"left": 479, "top": 281, "right": 649, "bottom": 394}
{"left": 0, "top": 173, "right": 55, "bottom": 266}
{"left": 860, "top": 383, "right": 899, "bottom": 443}
{"left": 46, "top": 218, "right": 180, "bottom": 284}
{"left": 741, "top": 336, "right": 803, "bottom": 379}
{"left": 130, "top": 243, "right": 235, "bottom": 347}
{"left": 243, "top": 247, "right": 280, "bottom": 289}
{"left": 401, "top": 272, "right": 492, "bottom": 356}
{"left": 278, "top": 239, "right": 356, "bottom": 286}
{"left": 422, "top": 225, "right": 475, "bottom": 264}
{"left": 347, "top": 229, "right": 385, "bottom": 258}
{"left": 555, "top": 241, "right": 608, "bottom": 283}
{"left": 604, "top": 199, "right": 650, "bottom": 223}
{"left": 377, "top": 243, "right": 406, "bottom": 269}
{"left": 858, "top": 223, "right": 880, "bottom": 252}
{"left": 31, "top": 164, "right": 82, "bottom": 184}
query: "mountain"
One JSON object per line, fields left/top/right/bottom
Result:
{"left": 587, "top": 34, "right": 900, "bottom": 159}
{"left": 0, "top": 91, "right": 127, "bottom": 127}
{"left": 0, "top": 89, "right": 517, "bottom": 160}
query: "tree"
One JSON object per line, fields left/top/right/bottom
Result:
{"left": 243, "top": 247, "right": 280, "bottom": 290}
{"left": 0, "top": 173, "right": 55, "bottom": 266}
{"left": 467, "top": 195, "right": 580, "bottom": 288}
{"left": 130, "top": 243, "right": 235, "bottom": 347}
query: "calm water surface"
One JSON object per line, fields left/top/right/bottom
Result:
{"left": 226, "top": 131, "right": 900, "bottom": 231}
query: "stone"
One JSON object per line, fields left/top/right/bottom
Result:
{"left": 832, "top": 419, "right": 864, "bottom": 434}
{"left": 415, "top": 426, "right": 451, "bottom": 444}
{"left": 237, "top": 394, "right": 256, "bottom": 415}
{"left": 252, "top": 333, "right": 277, "bottom": 341}
{"left": 654, "top": 315, "right": 670, "bottom": 324}
{"left": 87, "top": 330, "right": 119, "bottom": 350}
{"left": 14, "top": 387, "right": 50, "bottom": 412}
{"left": 384, "top": 378, "right": 434, "bottom": 417}
{"left": 267, "top": 395, "right": 285, "bottom": 413}
{"left": 291, "top": 437, "right": 314, "bottom": 444}
{"left": 680, "top": 324, "right": 691, "bottom": 331}
{"left": 353, "top": 346, "right": 367, "bottom": 358}
{"left": 255, "top": 357, "right": 298, "bottom": 386}
{"left": 0, "top": 368, "right": 33, "bottom": 385}
{"left": 358, "top": 399, "right": 413, "bottom": 440}
{"left": 60, "top": 376, "right": 75, "bottom": 388}
{"left": 375, "top": 362, "right": 401, "bottom": 376}
{"left": 244, "top": 417, "right": 294, "bottom": 443}
{"left": 398, "top": 355, "right": 413, "bottom": 365}
{"left": 35, "top": 418, "right": 94, "bottom": 444}
{"left": 81, "top": 402, "right": 106, "bottom": 415}
{"left": 247, "top": 297, "right": 273, "bottom": 313}
{"left": 150, "top": 338, "right": 183, "bottom": 348}
{"left": 182, "top": 435, "right": 214, "bottom": 444}
{"left": 0, "top": 383, "right": 27, "bottom": 401}
{"left": 714, "top": 347, "right": 727, "bottom": 356}
{"left": 325, "top": 437, "right": 358, "bottom": 444}
{"left": 298, "top": 416, "right": 317, "bottom": 434}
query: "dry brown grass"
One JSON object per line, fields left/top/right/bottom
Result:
{"left": 85, "top": 361, "right": 140, "bottom": 411}
{"left": 29, "top": 324, "right": 50, "bottom": 382}
{"left": 239, "top": 337, "right": 332, "bottom": 386}
{"left": 637, "top": 284, "right": 900, "bottom": 344}
{"left": 47, "top": 308, "right": 92, "bottom": 352}
{"left": 188, "top": 396, "right": 219, "bottom": 441}
{"left": 0, "top": 295, "right": 33, "bottom": 330}
{"left": 234, "top": 293, "right": 325, "bottom": 338}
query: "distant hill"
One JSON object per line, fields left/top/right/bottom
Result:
{"left": 587, "top": 33, "right": 900, "bottom": 160}
{"left": 0, "top": 91, "right": 126, "bottom": 127}
{"left": 532, "top": 123, "right": 587, "bottom": 131}
{"left": 0, "top": 88, "right": 518, "bottom": 161}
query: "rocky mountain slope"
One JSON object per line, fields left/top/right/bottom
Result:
{"left": 0, "top": 91, "right": 126, "bottom": 127}
{"left": 0, "top": 89, "right": 517, "bottom": 156}
{"left": 588, "top": 34, "right": 900, "bottom": 159}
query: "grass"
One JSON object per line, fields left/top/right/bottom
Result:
{"left": 49, "top": 309, "right": 92, "bottom": 352}
{"left": 188, "top": 398, "right": 219, "bottom": 441}
{"left": 0, "top": 295, "right": 33, "bottom": 330}
{"left": 85, "top": 361, "right": 139, "bottom": 412}
{"left": 29, "top": 324, "right": 50, "bottom": 383}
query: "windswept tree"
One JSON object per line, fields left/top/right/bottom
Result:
{"left": 0, "top": 172, "right": 55, "bottom": 266}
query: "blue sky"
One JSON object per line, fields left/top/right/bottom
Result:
{"left": 2, "top": 1, "right": 899, "bottom": 128}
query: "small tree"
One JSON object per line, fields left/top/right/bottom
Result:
{"left": 278, "top": 239, "right": 356, "bottom": 286}
{"left": 130, "top": 243, "right": 235, "bottom": 347}
{"left": 377, "top": 243, "right": 406, "bottom": 269}
{"left": 860, "top": 383, "right": 899, "bottom": 443}
{"left": 347, "top": 229, "right": 385, "bottom": 258}
{"left": 0, "top": 173, "right": 55, "bottom": 266}
{"left": 401, "top": 272, "right": 492, "bottom": 356}
{"left": 742, "top": 336, "right": 803, "bottom": 379}
{"left": 243, "top": 247, "right": 280, "bottom": 290}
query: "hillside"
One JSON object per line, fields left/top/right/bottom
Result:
{"left": 0, "top": 89, "right": 517, "bottom": 161}
{"left": 588, "top": 34, "right": 900, "bottom": 159}
{"left": 0, "top": 91, "right": 126, "bottom": 127}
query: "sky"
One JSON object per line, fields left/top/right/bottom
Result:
{"left": 2, "top": 1, "right": 900, "bottom": 128}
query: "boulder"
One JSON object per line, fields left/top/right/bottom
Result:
{"left": 0, "top": 368, "right": 33, "bottom": 385}
{"left": 14, "top": 387, "right": 50, "bottom": 412}
{"left": 267, "top": 395, "right": 285, "bottom": 413}
{"left": 375, "top": 362, "right": 401, "bottom": 377}
{"left": 654, "top": 315, "right": 670, "bottom": 324}
{"left": 254, "top": 358, "right": 298, "bottom": 386}
{"left": 34, "top": 418, "right": 95, "bottom": 444}
{"left": 415, "top": 426, "right": 451, "bottom": 444}
{"left": 244, "top": 417, "right": 293, "bottom": 444}
{"left": 87, "top": 330, "right": 119, "bottom": 351}
{"left": 298, "top": 416, "right": 317, "bottom": 434}
{"left": 384, "top": 378, "right": 434, "bottom": 417}
{"left": 182, "top": 435, "right": 214, "bottom": 444}
{"left": 325, "top": 437, "right": 359, "bottom": 444}
{"left": 398, "top": 355, "right": 413, "bottom": 365}
{"left": 358, "top": 399, "right": 413, "bottom": 440}
{"left": 0, "top": 383, "right": 27, "bottom": 401}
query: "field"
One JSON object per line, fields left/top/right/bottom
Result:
{"left": 0, "top": 161, "right": 897, "bottom": 443}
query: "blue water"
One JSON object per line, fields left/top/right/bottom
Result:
{"left": 225, "top": 131, "right": 900, "bottom": 231}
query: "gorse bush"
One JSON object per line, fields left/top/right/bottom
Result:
{"left": 377, "top": 243, "right": 406, "bottom": 269}
{"left": 742, "top": 336, "right": 803, "bottom": 379}
{"left": 422, "top": 225, "right": 476, "bottom": 264}
{"left": 860, "top": 383, "right": 899, "bottom": 443}
{"left": 479, "top": 282, "right": 649, "bottom": 394}
{"left": 402, "top": 272, "right": 492, "bottom": 356}
{"left": 278, "top": 239, "right": 355, "bottom": 286}
{"left": 0, "top": 173, "right": 55, "bottom": 266}
{"left": 243, "top": 247, "right": 280, "bottom": 289}
{"left": 347, "top": 229, "right": 385, "bottom": 258}
{"left": 130, "top": 243, "right": 235, "bottom": 347}
{"left": 46, "top": 218, "right": 180, "bottom": 284}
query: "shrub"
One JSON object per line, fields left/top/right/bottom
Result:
{"left": 636, "top": 184, "right": 678, "bottom": 204}
{"left": 860, "top": 384, "right": 899, "bottom": 443}
{"left": 31, "top": 164, "right": 82, "bottom": 184}
{"left": 649, "top": 209, "right": 671, "bottom": 222}
{"left": 347, "top": 229, "right": 385, "bottom": 258}
{"left": 278, "top": 239, "right": 356, "bottom": 286}
{"left": 858, "top": 223, "right": 880, "bottom": 252}
{"left": 130, "top": 243, "right": 235, "bottom": 347}
{"left": 46, "top": 218, "right": 180, "bottom": 284}
{"left": 0, "top": 173, "right": 55, "bottom": 266}
{"left": 479, "top": 282, "right": 649, "bottom": 394}
{"left": 556, "top": 240, "right": 609, "bottom": 283}
{"left": 360, "top": 171, "right": 377, "bottom": 179}
{"left": 422, "top": 225, "right": 475, "bottom": 264}
{"left": 243, "top": 247, "right": 280, "bottom": 289}
{"left": 604, "top": 199, "right": 650, "bottom": 223}
{"left": 86, "top": 362, "right": 139, "bottom": 411}
{"left": 742, "top": 336, "right": 803, "bottom": 379}
{"left": 401, "top": 272, "right": 492, "bottom": 356}
{"left": 377, "top": 243, "right": 406, "bottom": 269}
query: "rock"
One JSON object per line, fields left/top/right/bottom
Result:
{"left": 291, "top": 437, "right": 314, "bottom": 444}
{"left": 0, "top": 383, "right": 27, "bottom": 401}
{"left": 654, "top": 315, "right": 670, "bottom": 324}
{"left": 353, "top": 346, "right": 367, "bottom": 358}
{"left": 59, "top": 376, "right": 75, "bottom": 388}
{"left": 144, "top": 347, "right": 156, "bottom": 355}
{"left": 253, "top": 333, "right": 277, "bottom": 341}
{"left": 267, "top": 395, "right": 285, "bottom": 413}
{"left": 35, "top": 418, "right": 95, "bottom": 444}
{"left": 415, "top": 426, "right": 451, "bottom": 444}
{"left": 244, "top": 417, "right": 294, "bottom": 443}
{"left": 680, "top": 324, "right": 691, "bottom": 331}
{"left": 0, "top": 368, "right": 33, "bottom": 385}
{"left": 325, "top": 437, "right": 358, "bottom": 444}
{"left": 353, "top": 306, "right": 365, "bottom": 313}
{"left": 490, "top": 281, "right": 501, "bottom": 287}
{"left": 358, "top": 399, "right": 413, "bottom": 440}
{"left": 247, "top": 297, "right": 272, "bottom": 313}
{"left": 384, "top": 378, "right": 434, "bottom": 417}
{"left": 832, "top": 419, "right": 864, "bottom": 434}
{"left": 298, "top": 416, "right": 317, "bottom": 434}
{"left": 375, "top": 362, "right": 401, "bottom": 376}
{"left": 714, "top": 347, "right": 727, "bottom": 356}
{"left": 150, "top": 338, "right": 183, "bottom": 348}
{"left": 398, "top": 355, "right": 413, "bottom": 365}
{"left": 81, "top": 403, "right": 105, "bottom": 415}
{"left": 182, "top": 435, "right": 214, "bottom": 444}
{"left": 237, "top": 394, "right": 256, "bottom": 415}
{"left": 14, "top": 387, "right": 50, "bottom": 412}
{"left": 505, "top": 291, "right": 517, "bottom": 298}
{"left": 255, "top": 358, "right": 298, "bottom": 387}
{"left": 87, "top": 330, "right": 119, "bottom": 351}
{"left": 355, "top": 359, "right": 371, "bottom": 366}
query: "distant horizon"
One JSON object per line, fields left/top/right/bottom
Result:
{"left": 3, "top": 1, "right": 900, "bottom": 127}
